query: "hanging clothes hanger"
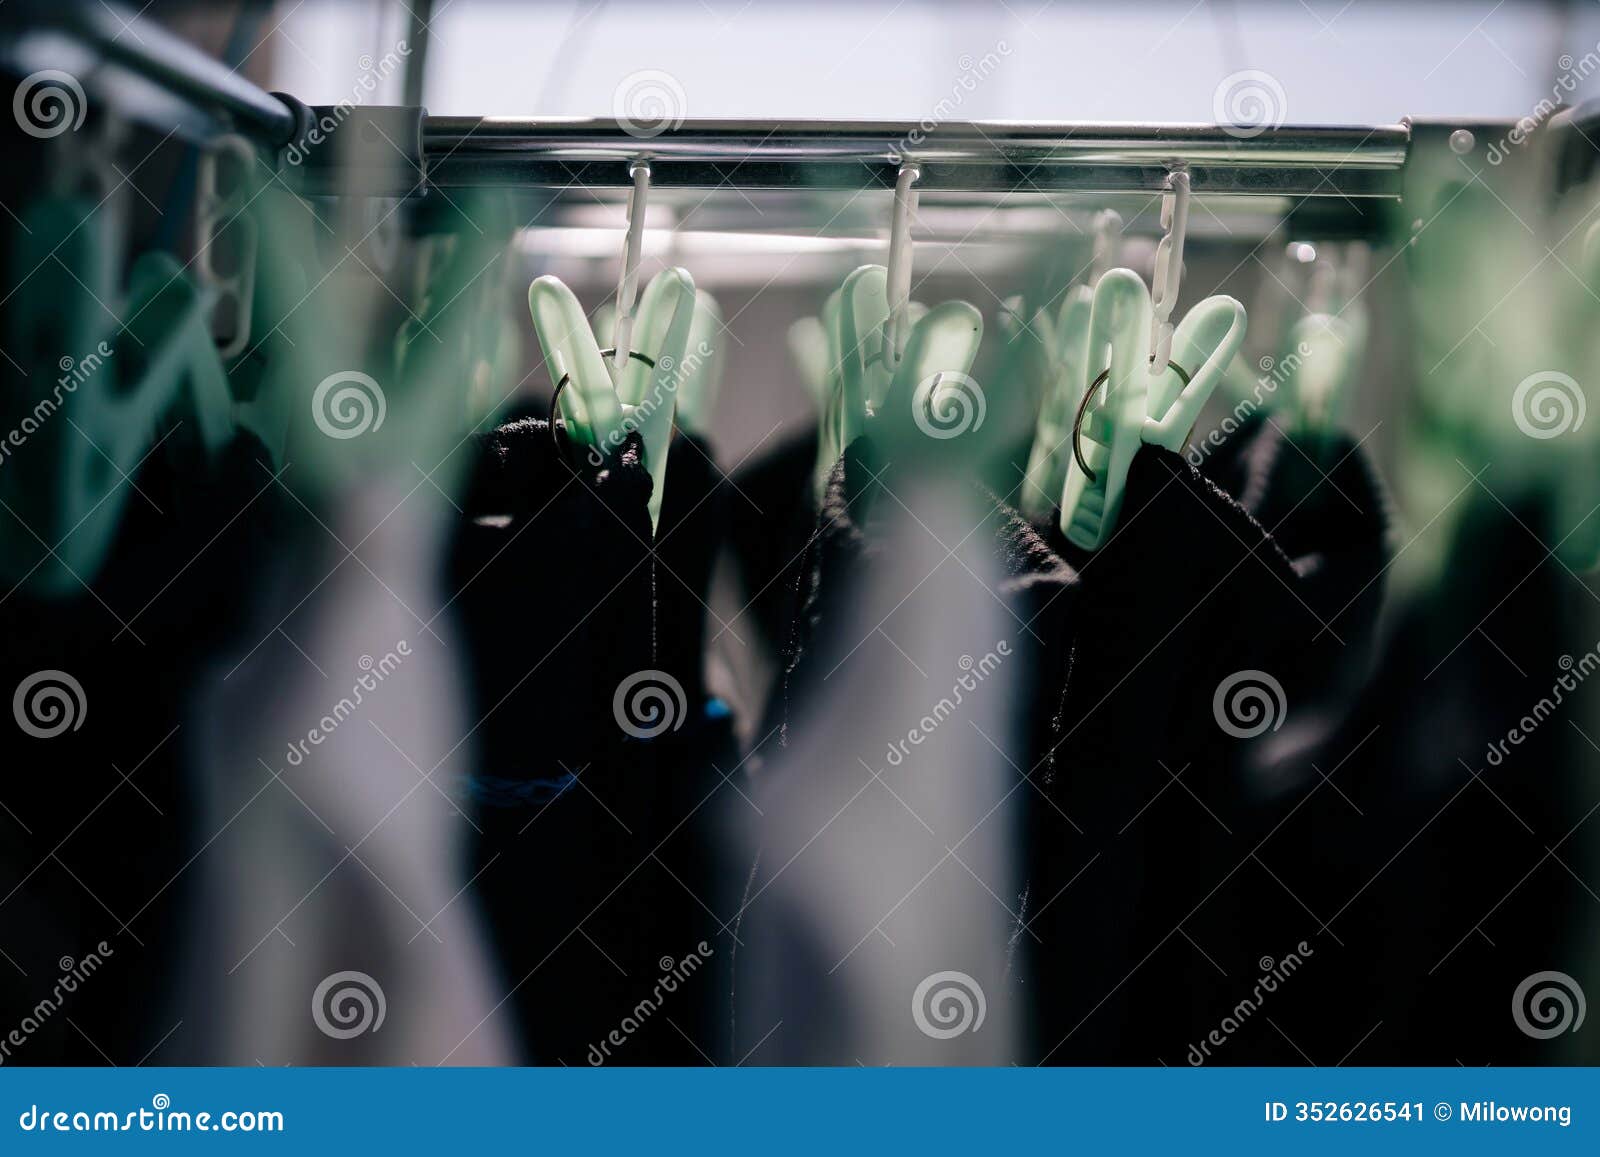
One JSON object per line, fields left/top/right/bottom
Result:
{"left": 527, "top": 170, "right": 628, "bottom": 445}
{"left": 1058, "top": 172, "right": 1246, "bottom": 549}
{"left": 527, "top": 162, "right": 699, "bottom": 530}
{"left": 1144, "top": 177, "right": 1245, "bottom": 449}
{"left": 528, "top": 154, "right": 633, "bottom": 458}
{"left": 527, "top": 161, "right": 650, "bottom": 454}
{"left": 808, "top": 164, "right": 984, "bottom": 492}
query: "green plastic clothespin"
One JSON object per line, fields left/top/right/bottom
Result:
{"left": 1059, "top": 172, "right": 1250, "bottom": 548}
{"left": 1, "top": 197, "right": 235, "bottom": 594}
{"left": 600, "top": 284, "right": 723, "bottom": 440}
{"left": 801, "top": 164, "right": 991, "bottom": 488}
{"left": 1146, "top": 295, "right": 1248, "bottom": 450}
{"left": 615, "top": 266, "right": 697, "bottom": 530}
{"left": 1059, "top": 268, "right": 1152, "bottom": 549}
{"left": 528, "top": 275, "right": 625, "bottom": 451}
{"left": 1020, "top": 285, "right": 1093, "bottom": 519}
{"left": 529, "top": 162, "right": 657, "bottom": 456}
{"left": 1281, "top": 250, "right": 1369, "bottom": 441}
{"left": 837, "top": 263, "right": 890, "bottom": 447}
{"left": 1021, "top": 210, "right": 1123, "bottom": 520}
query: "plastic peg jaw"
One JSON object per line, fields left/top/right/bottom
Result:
{"left": 838, "top": 264, "right": 890, "bottom": 445}
{"left": 1145, "top": 294, "right": 1247, "bottom": 450}
{"left": 1059, "top": 268, "right": 1153, "bottom": 551}
{"left": 528, "top": 275, "right": 623, "bottom": 451}
{"left": 614, "top": 267, "right": 696, "bottom": 531}
{"left": 1021, "top": 287, "right": 1093, "bottom": 520}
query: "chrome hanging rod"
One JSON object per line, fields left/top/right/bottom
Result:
{"left": 423, "top": 118, "right": 1410, "bottom": 197}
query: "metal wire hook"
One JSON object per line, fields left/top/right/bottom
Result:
{"left": 1070, "top": 359, "right": 1191, "bottom": 482}
{"left": 550, "top": 348, "right": 658, "bottom": 460}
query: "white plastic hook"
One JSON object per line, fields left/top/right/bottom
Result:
{"left": 1149, "top": 169, "right": 1190, "bottom": 368}
{"left": 882, "top": 163, "right": 921, "bottom": 372}
{"left": 611, "top": 160, "right": 652, "bottom": 374}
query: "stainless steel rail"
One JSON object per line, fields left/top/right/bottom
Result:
{"left": 423, "top": 118, "right": 1411, "bottom": 197}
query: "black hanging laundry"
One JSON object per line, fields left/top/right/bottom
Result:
{"left": 1014, "top": 444, "right": 1327, "bottom": 1064}
{"left": 654, "top": 431, "right": 727, "bottom": 711}
{"left": 449, "top": 417, "right": 655, "bottom": 770}
{"left": 1144, "top": 414, "right": 1396, "bottom": 1066}
{"left": 726, "top": 426, "right": 820, "bottom": 658}
{"left": 746, "top": 411, "right": 1392, "bottom": 1064}
{"left": 0, "top": 428, "right": 287, "bottom": 1067}
{"left": 1200, "top": 412, "right": 1393, "bottom": 770}
{"left": 642, "top": 429, "right": 743, "bottom": 1065}
{"left": 981, "top": 494, "right": 1080, "bottom": 1038}
{"left": 1182, "top": 413, "right": 1412, "bottom": 1066}
{"left": 449, "top": 417, "right": 656, "bottom": 1064}
{"left": 1245, "top": 486, "right": 1583, "bottom": 1066}
{"left": 768, "top": 436, "right": 882, "bottom": 750}
{"left": 448, "top": 418, "right": 735, "bottom": 1065}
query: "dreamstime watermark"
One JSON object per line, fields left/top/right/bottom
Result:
{"left": 283, "top": 644, "right": 410, "bottom": 767}
{"left": 1512, "top": 970, "right": 1586, "bottom": 1039}
{"left": 312, "top": 370, "right": 387, "bottom": 439}
{"left": 312, "top": 970, "right": 386, "bottom": 1039}
{"left": 894, "top": 42, "right": 1011, "bottom": 155}
{"left": 1486, "top": 45, "right": 1600, "bottom": 164}
{"left": 614, "top": 69, "right": 687, "bottom": 139}
{"left": 282, "top": 43, "right": 412, "bottom": 167}
{"left": 584, "top": 339, "right": 715, "bottom": 466}
{"left": 12, "top": 670, "right": 86, "bottom": 739}
{"left": 912, "top": 970, "right": 986, "bottom": 1039}
{"left": 13, "top": 70, "right": 87, "bottom": 139}
{"left": 0, "top": 342, "right": 113, "bottom": 468}
{"left": 1511, "top": 370, "right": 1585, "bottom": 440}
{"left": 1485, "top": 649, "right": 1600, "bottom": 767}
{"left": 1187, "top": 342, "right": 1313, "bottom": 465}
{"left": 912, "top": 371, "right": 987, "bottom": 440}
{"left": 0, "top": 943, "right": 114, "bottom": 1065}
{"left": 18, "top": 1096, "right": 284, "bottom": 1134}
{"left": 612, "top": 669, "right": 688, "bottom": 739}
{"left": 1212, "top": 669, "right": 1287, "bottom": 739}
{"left": 884, "top": 643, "right": 1010, "bottom": 767}
{"left": 586, "top": 942, "right": 714, "bottom": 1064}
{"left": 1186, "top": 942, "right": 1315, "bottom": 1064}
{"left": 1214, "top": 70, "right": 1287, "bottom": 139}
